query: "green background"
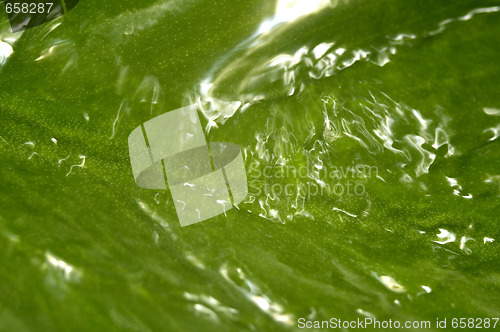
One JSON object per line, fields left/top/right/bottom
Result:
{"left": 0, "top": 0, "right": 499, "bottom": 330}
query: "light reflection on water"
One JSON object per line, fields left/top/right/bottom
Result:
{"left": 184, "top": 2, "right": 500, "bottom": 236}
{"left": 174, "top": 3, "right": 500, "bottom": 325}
{"left": 192, "top": 5, "right": 500, "bottom": 128}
